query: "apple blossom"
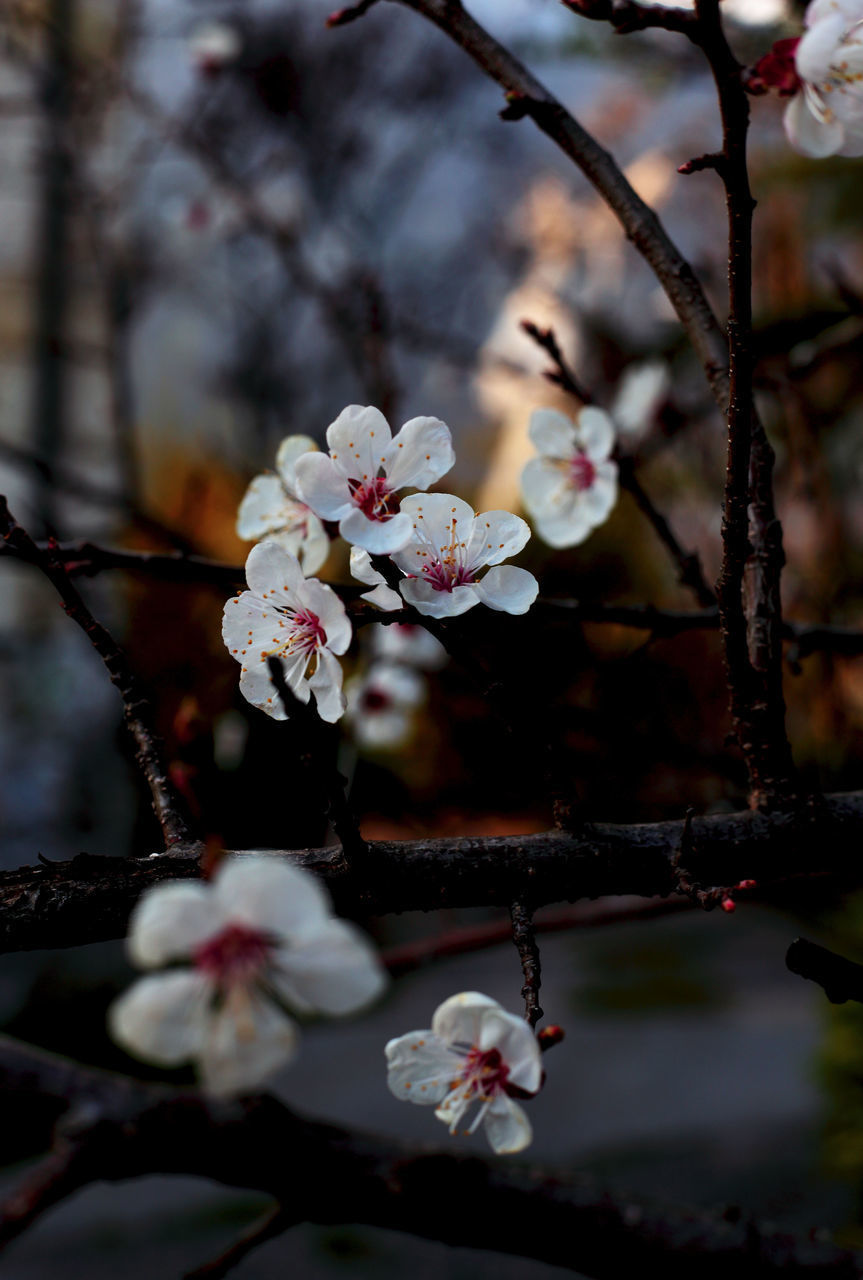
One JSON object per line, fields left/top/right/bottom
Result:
{"left": 293, "top": 404, "right": 455, "bottom": 554}
{"left": 222, "top": 541, "right": 351, "bottom": 722}
{"left": 346, "top": 661, "right": 425, "bottom": 748}
{"left": 521, "top": 406, "right": 618, "bottom": 549}
{"left": 370, "top": 621, "right": 448, "bottom": 670}
{"left": 237, "top": 435, "right": 329, "bottom": 576}
{"left": 389, "top": 493, "right": 538, "bottom": 619}
{"left": 109, "top": 855, "right": 387, "bottom": 1097}
{"left": 783, "top": 0, "right": 863, "bottom": 157}
{"left": 385, "top": 991, "right": 542, "bottom": 1154}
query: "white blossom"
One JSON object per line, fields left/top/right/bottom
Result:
{"left": 611, "top": 361, "right": 670, "bottom": 443}
{"left": 521, "top": 406, "right": 618, "bottom": 549}
{"left": 346, "top": 661, "right": 425, "bottom": 748}
{"left": 109, "top": 855, "right": 387, "bottom": 1097}
{"left": 293, "top": 405, "right": 455, "bottom": 554}
{"left": 785, "top": 0, "right": 863, "bottom": 157}
{"left": 370, "top": 621, "right": 448, "bottom": 671}
{"left": 222, "top": 541, "right": 351, "bottom": 722}
{"left": 188, "top": 22, "right": 242, "bottom": 73}
{"left": 385, "top": 992, "right": 542, "bottom": 1154}
{"left": 237, "top": 435, "right": 329, "bottom": 576}
{"left": 389, "top": 493, "right": 538, "bottom": 619}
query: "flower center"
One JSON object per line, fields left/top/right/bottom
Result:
{"left": 348, "top": 476, "right": 400, "bottom": 522}
{"left": 288, "top": 608, "right": 327, "bottom": 655}
{"left": 362, "top": 686, "right": 391, "bottom": 712}
{"left": 570, "top": 452, "right": 596, "bottom": 492}
{"left": 194, "top": 922, "right": 272, "bottom": 985}
{"left": 463, "top": 1045, "right": 510, "bottom": 1096}
{"left": 421, "top": 556, "right": 475, "bottom": 593}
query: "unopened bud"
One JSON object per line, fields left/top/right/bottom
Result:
{"left": 736, "top": 879, "right": 756, "bottom": 890}
{"left": 537, "top": 1024, "right": 565, "bottom": 1051}
{"left": 721, "top": 897, "right": 736, "bottom": 914}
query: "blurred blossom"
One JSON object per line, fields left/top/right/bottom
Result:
{"left": 222, "top": 542, "right": 351, "bottom": 721}
{"left": 110, "top": 856, "right": 386, "bottom": 1098}
{"left": 611, "top": 360, "right": 670, "bottom": 443}
{"left": 370, "top": 621, "right": 448, "bottom": 671}
{"left": 784, "top": 0, "right": 863, "bottom": 157}
{"left": 346, "top": 661, "right": 425, "bottom": 749}
{"left": 213, "top": 711, "right": 249, "bottom": 772}
{"left": 237, "top": 434, "right": 329, "bottom": 575}
{"left": 294, "top": 405, "right": 455, "bottom": 554}
{"left": 188, "top": 22, "right": 242, "bottom": 74}
{"left": 391, "top": 494, "right": 538, "bottom": 618}
{"left": 385, "top": 991, "right": 542, "bottom": 1154}
{"left": 521, "top": 406, "right": 618, "bottom": 549}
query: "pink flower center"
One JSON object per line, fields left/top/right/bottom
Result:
{"left": 463, "top": 1046, "right": 510, "bottom": 1096}
{"left": 362, "top": 686, "right": 391, "bottom": 713}
{"left": 194, "top": 922, "right": 272, "bottom": 985}
{"left": 570, "top": 452, "right": 596, "bottom": 492}
{"left": 290, "top": 608, "right": 327, "bottom": 654}
{"left": 348, "top": 476, "right": 400, "bottom": 522}
{"left": 420, "top": 557, "right": 475, "bottom": 593}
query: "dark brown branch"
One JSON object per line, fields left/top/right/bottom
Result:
{"left": 387, "top": 0, "right": 731, "bottom": 408}
{"left": 326, "top": 0, "right": 382, "bottom": 28}
{"left": 786, "top": 937, "right": 863, "bottom": 1006}
{"left": 510, "top": 899, "right": 543, "bottom": 1027}
{"left": 562, "top": 0, "right": 699, "bottom": 37}
{"left": 519, "top": 320, "right": 592, "bottom": 402}
{"left": 266, "top": 657, "right": 367, "bottom": 862}
{"left": 1, "top": 1035, "right": 860, "bottom": 1278}
{"left": 694, "top": 0, "right": 797, "bottom": 810}
{"left": 0, "top": 500, "right": 191, "bottom": 847}
{"left": 5, "top": 790, "right": 863, "bottom": 953}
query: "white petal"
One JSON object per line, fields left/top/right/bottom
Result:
{"left": 528, "top": 408, "right": 577, "bottom": 460}
{"left": 294, "top": 578, "right": 353, "bottom": 655}
{"left": 796, "top": 12, "right": 846, "bottom": 82}
{"left": 238, "top": 661, "right": 289, "bottom": 719}
{"left": 474, "top": 566, "right": 538, "bottom": 615}
{"left": 520, "top": 458, "right": 568, "bottom": 515}
{"left": 385, "top": 1030, "right": 461, "bottom": 1105}
{"left": 611, "top": 361, "right": 669, "bottom": 438}
{"left": 784, "top": 91, "right": 844, "bottom": 156}
{"left": 236, "top": 474, "right": 292, "bottom": 541}
{"left": 275, "top": 434, "right": 319, "bottom": 493}
{"left": 245, "top": 540, "right": 304, "bottom": 600}
{"left": 326, "top": 404, "right": 392, "bottom": 483}
{"left": 293, "top": 452, "right": 353, "bottom": 520}
{"left": 578, "top": 464, "right": 618, "bottom": 523}
{"left": 483, "top": 1094, "right": 533, "bottom": 1155}
{"left": 353, "top": 708, "right": 412, "bottom": 748}
{"left": 577, "top": 406, "right": 616, "bottom": 461}
{"left": 198, "top": 986, "right": 299, "bottom": 1097}
{"left": 432, "top": 991, "right": 502, "bottom": 1049}
{"left": 400, "top": 578, "right": 479, "bottom": 618}
{"left": 478, "top": 1007, "right": 542, "bottom": 1094}
{"left": 214, "top": 854, "right": 332, "bottom": 942}
{"left": 398, "top": 492, "right": 476, "bottom": 549}
{"left": 465, "top": 509, "right": 530, "bottom": 569}
{"left": 533, "top": 510, "right": 596, "bottom": 549}
{"left": 340, "top": 508, "right": 413, "bottom": 554}
{"left": 364, "top": 661, "right": 425, "bottom": 708}
{"left": 296, "top": 514, "right": 331, "bottom": 577}
{"left": 350, "top": 546, "right": 384, "bottom": 588}
{"left": 362, "top": 584, "right": 404, "bottom": 611}
{"left": 108, "top": 971, "right": 210, "bottom": 1066}
{"left": 271, "top": 917, "right": 386, "bottom": 1015}
{"left": 385, "top": 416, "right": 455, "bottom": 490}
{"left": 127, "top": 881, "right": 218, "bottom": 969}
{"left": 370, "top": 621, "right": 447, "bottom": 669}
{"left": 308, "top": 648, "right": 346, "bottom": 723}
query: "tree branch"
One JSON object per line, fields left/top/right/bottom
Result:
{"left": 3, "top": 790, "right": 863, "bottom": 953}
{"left": 510, "top": 899, "right": 543, "bottom": 1027}
{"left": 786, "top": 937, "right": 863, "bottom": 1006}
{"left": 0, "top": 500, "right": 191, "bottom": 847}
{"left": 0, "top": 1035, "right": 860, "bottom": 1277}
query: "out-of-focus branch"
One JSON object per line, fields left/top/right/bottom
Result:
{"left": 786, "top": 937, "right": 863, "bottom": 1005}
{"left": 561, "top": 0, "right": 698, "bottom": 36}
{"left": 4, "top": 790, "right": 863, "bottom": 954}
{"left": 183, "top": 1206, "right": 298, "bottom": 1280}
{"left": 0, "top": 1035, "right": 860, "bottom": 1277}
{"left": 0, "top": 500, "right": 192, "bottom": 847}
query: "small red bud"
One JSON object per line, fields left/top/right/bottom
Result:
{"left": 537, "top": 1024, "right": 565, "bottom": 1051}
{"left": 721, "top": 897, "right": 736, "bottom": 913}
{"left": 736, "top": 879, "right": 757, "bottom": 890}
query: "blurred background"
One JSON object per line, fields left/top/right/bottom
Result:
{"left": 5, "top": 0, "right": 863, "bottom": 1274}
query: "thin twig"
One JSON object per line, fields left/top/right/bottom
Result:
{"left": 184, "top": 1205, "right": 297, "bottom": 1280}
{"left": 510, "top": 899, "right": 543, "bottom": 1027}
{"left": 0, "top": 499, "right": 192, "bottom": 847}
{"left": 266, "top": 657, "right": 367, "bottom": 862}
